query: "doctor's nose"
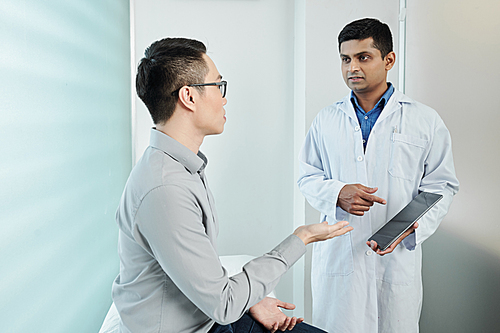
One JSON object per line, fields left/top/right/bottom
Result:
{"left": 349, "top": 60, "right": 360, "bottom": 72}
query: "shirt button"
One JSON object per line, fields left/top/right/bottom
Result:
{"left": 362, "top": 139, "right": 366, "bottom": 144}
{"left": 355, "top": 126, "right": 360, "bottom": 131}
{"left": 364, "top": 116, "right": 368, "bottom": 120}
{"left": 366, "top": 250, "right": 372, "bottom": 256}
{"left": 357, "top": 156, "right": 363, "bottom": 162}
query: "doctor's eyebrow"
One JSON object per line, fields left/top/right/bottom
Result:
{"left": 340, "top": 51, "right": 372, "bottom": 58}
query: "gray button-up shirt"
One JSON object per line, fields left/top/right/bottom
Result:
{"left": 112, "top": 129, "right": 306, "bottom": 333}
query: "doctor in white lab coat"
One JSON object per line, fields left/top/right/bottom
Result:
{"left": 298, "top": 18, "right": 459, "bottom": 332}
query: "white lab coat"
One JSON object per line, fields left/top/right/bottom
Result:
{"left": 298, "top": 89, "right": 459, "bottom": 333}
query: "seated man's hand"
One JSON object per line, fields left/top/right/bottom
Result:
{"left": 248, "top": 297, "right": 303, "bottom": 332}
{"left": 338, "top": 184, "right": 386, "bottom": 216}
{"left": 366, "top": 222, "right": 419, "bottom": 256}
{"left": 294, "top": 221, "right": 353, "bottom": 245}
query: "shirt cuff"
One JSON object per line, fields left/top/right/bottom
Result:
{"left": 402, "top": 232, "right": 416, "bottom": 251}
{"left": 271, "top": 234, "right": 307, "bottom": 268}
{"left": 332, "top": 181, "right": 346, "bottom": 221}
{"left": 335, "top": 206, "right": 348, "bottom": 222}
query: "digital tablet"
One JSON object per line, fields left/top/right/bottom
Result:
{"left": 368, "top": 192, "right": 443, "bottom": 251}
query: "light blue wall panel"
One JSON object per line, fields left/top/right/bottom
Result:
{"left": 0, "top": 1, "right": 131, "bottom": 332}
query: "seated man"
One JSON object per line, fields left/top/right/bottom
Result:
{"left": 111, "top": 37, "right": 352, "bottom": 333}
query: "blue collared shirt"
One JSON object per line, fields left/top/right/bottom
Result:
{"left": 351, "top": 83, "right": 394, "bottom": 150}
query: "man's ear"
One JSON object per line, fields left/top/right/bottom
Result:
{"left": 177, "top": 86, "right": 197, "bottom": 112}
{"left": 384, "top": 51, "right": 396, "bottom": 71}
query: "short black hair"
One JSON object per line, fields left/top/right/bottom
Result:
{"left": 338, "top": 18, "right": 393, "bottom": 58}
{"left": 136, "top": 38, "right": 208, "bottom": 124}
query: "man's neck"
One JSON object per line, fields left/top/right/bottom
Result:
{"left": 353, "top": 83, "right": 389, "bottom": 112}
{"left": 156, "top": 122, "right": 203, "bottom": 154}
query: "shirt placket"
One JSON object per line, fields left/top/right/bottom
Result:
{"left": 198, "top": 169, "right": 218, "bottom": 235}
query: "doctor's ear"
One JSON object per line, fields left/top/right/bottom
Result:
{"left": 384, "top": 51, "right": 396, "bottom": 70}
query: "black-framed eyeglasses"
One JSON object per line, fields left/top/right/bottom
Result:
{"left": 171, "top": 80, "right": 227, "bottom": 98}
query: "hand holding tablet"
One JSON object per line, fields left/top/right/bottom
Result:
{"left": 367, "top": 192, "right": 443, "bottom": 255}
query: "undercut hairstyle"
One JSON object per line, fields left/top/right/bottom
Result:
{"left": 338, "top": 18, "right": 393, "bottom": 59}
{"left": 136, "top": 38, "right": 209, "bottom": 124}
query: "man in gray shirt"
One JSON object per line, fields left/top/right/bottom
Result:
{"left": 112, "top": 37, "right": 352, "bottom": 333}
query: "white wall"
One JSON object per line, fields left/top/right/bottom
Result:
{"left": 405, "top": 0, "right": 500, "bottom": 331}
{"left": 406, "top": 0, "right": 500, "bottom": 255}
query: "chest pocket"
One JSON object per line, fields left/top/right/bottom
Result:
{"left": 388, "top": 133, "right": 428, "bottom": 181}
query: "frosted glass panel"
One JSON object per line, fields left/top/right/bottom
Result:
{"left": 0, "top": 1, "right": 131, "bottom": 332}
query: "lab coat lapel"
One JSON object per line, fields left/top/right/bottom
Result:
{"left": 337, "top": 95, "right": 358, "bottom": 122}
{"left": 377, "top": 89, "right": 413, "bottom": 123}
{"left": 338, "top": 90, "right": 413, "bottom": 125}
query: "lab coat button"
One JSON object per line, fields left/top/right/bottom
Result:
{"left": 355, "top": 126, "right": 360, "bottom": 131}
{"left": 366, "top": 250, "right": 372, "bottom": 256}
{"left": 357, "top": 156, "right": 363, "bottom": 162}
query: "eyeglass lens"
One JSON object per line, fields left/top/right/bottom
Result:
{"left": 219, "top": 83, "right": 226, "bottom": 98}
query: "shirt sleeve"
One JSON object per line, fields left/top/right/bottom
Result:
{"left": 132, "top": 184, "right": 306, "bottom": 325}
{"left": 297, "top": 117, "right": 347, "bottom": 222}
{"left": 402, "top": 116, "right": 460, "bottom": 250}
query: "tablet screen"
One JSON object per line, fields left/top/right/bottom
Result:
{"left": 368, "top": 192, "right": 443, "bottom": 251}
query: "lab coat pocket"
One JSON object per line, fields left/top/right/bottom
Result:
{"left": 377, "top": 245, "right": 415, "bottom": 285}
{"left": 316, "top": 232, "right": 354, "bottom": 276}
{"left": 388, "top": 133, "right": 427, "bottom": 181}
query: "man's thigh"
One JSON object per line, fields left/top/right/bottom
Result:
{"left": 210, "top": 314, "right": 326, "bottom": 333}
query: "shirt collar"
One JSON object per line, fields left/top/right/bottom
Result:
{"left": 350, "top": 82, "right": 394, "bottom": 113}
{"left": 149, "top": 128, "right": 207, "bottom": 175}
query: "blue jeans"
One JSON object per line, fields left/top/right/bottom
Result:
{"left": 208, "top": 313, "right": 326, "bottom": 333}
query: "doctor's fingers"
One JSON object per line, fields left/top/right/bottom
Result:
{"left": 376, "top": 242, "right": 397, "bottom": 256}
{"left": 366, "top": 240, "right": 378, "bottom": 251}
{"left": 348, "top": 204, "right": 373, "bottom": 215}
{"left": 356, "top": 184, "right": 379, "bottom": 193}
{"left": 359, "top": 192, "right": 386, "bottom": 205}
{"left": 351, "top": 196, "right": 375, "bottom": 207}
{"left": 379, "top": 233, "right": 408, "bottom": 254}
{"left": 377, "top": 224, "right": 418, "bottom": 255}
{"left": 352, "top": 200, "right": 375, "bottom": 209}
